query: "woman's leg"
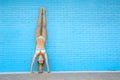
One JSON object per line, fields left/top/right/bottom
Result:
{"left": 36, "top": 8, "right": 43, "bottom": 38}
{"left": 42, "top": 8, "right": 47, "bottom": 42}
{"left": 43, "top": 53, "right": 50, "bottom": 73}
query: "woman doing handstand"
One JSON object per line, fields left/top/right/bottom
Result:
{"left": 30, "top": 8, "right": 50, "bottom": 73}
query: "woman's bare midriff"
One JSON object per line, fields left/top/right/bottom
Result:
{"left": 36, "top": 39, "right": 45, "bottom": 49}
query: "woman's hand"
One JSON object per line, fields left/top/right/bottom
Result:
{"left": 48, "top": 70, "right": 50, "bottom": 73}
{"left": 30, "top": 71, "right": 34, "bottom": 74}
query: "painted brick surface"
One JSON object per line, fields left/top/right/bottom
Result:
{"left": 0, "top": 0, "right": 120, "bottom": 72}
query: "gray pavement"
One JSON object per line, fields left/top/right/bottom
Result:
{"left": 0, "top": 72, "right": 120, "bottom": 80}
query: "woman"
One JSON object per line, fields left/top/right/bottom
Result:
{"left": 30, "top": 8, "right": 50, "bottom": 73}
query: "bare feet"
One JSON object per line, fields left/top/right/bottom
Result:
{"left": 43, "top": 8, "right": 46, "bottom": 15}
{"left": 40, "top": 8, "right": 43, "bottom": 15}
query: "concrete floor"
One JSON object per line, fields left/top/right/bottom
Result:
{"left": 0, "top": 72, "right": 120, "bottom": 80}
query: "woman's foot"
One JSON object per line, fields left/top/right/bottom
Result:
{"left": 43, "top": 8, "right": 46, "bottom": 15}
{"left": 40, "top": 8, "right": 43, "bottom": 15}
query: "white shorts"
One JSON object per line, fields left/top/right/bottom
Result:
{"left": 35, "top": 48, "right": 46, "bottom": 54}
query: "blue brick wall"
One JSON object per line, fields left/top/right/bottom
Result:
{"left": 0, "top": 0, "right": 120, "bottom": 72}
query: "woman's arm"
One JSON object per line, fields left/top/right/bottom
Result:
{"left": 30, "top": 54, "right": 37, "bottom": 73}
{"left": 44, "top": 53, "right": 50, "bottom": 73}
